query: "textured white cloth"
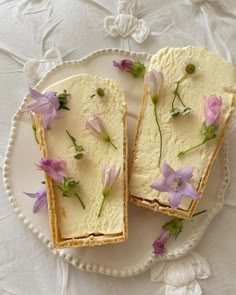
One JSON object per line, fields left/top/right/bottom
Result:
{"left": 1, "top": 0, "right": 236, "bottom": 294}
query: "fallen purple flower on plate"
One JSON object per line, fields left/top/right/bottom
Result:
{"left": 113, "top": 59, "right": 146, "bottom": 78}
{"left": 153, "top": 230, "right": 170, "bottom": 255}
{"left": 24, "top": 186, "right": 47, "bottom": 213}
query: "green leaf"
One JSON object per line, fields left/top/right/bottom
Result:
{"left": 129, "top": 60, "right": 146, "bottom": 78}
{"left": 58, "top": 89, "right": 70, "bottom": 111}
{"left": 162, "top": 218, "right": 183, "bottom": 239}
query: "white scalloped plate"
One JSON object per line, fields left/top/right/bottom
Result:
{"left": 3, "top": 49, "right": 229, "bottom": 278}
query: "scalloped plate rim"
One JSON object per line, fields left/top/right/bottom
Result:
{"left": 2, "top": 48, "right": 230, "bottom": 278}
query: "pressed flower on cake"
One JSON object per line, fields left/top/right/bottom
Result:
{"left": 27, "top": 87, "right": 60, "bottom": 129}
{"left": 98, "top": 164, "right": 121, "bottom": 217}
{"left": 56, "top": 177, "right": 85, "bottom": 209}
{"left": 27, "top": 87, "right": 70, "bottom": 129}
{"left": 36, "top": 157, "right": 85, "bottom": 209}
{"left": 36, "top": 158, "right": 68, "bottom": 183}
{"left": 66, "top": 130, "right": 85, "bottom": 160}
{"left": 150, "top": 161, "right": 199, "bottom": 209}
{"left": 86, "top": 114, "right": 117, "bottom": 149}
{"left": 178, "top": 94, "right": 222, "bottom": 157}
{"left": 144, "top": 69, "right": 164, "bottom": 167}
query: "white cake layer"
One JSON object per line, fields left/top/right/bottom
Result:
{"left": 43, "top": 74, "right": 126, "bottom": 238}
{"left": 130, "top": 47, "right": 236, "bottom": 210}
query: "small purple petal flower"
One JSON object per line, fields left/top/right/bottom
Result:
{"left": 86, "top": 115, "right": 117, "bottom": 149}
{"left": 153, "top": 230, "right": 170, "bottom": 255}
{"left": 150, "top": 161, "right": 199, "bottom": 209}
{"left": 98, "top": 164, "right": 121, "bottom": 217}
{"left": 35, "top": 158, "right": 68, "bottom": 183}
{"left": 113, "top": 59, "right": 146, "bottom": 78}
{"left": 204, "top": 94, "right": 222, "bottom": 127}
{"left": 113, "top": 59, "right": 134, "bottom": 72}
{"left": 86, "top": 114, "right": 106, "bottom": 137}
{"left": 24, "top": 186, "right": 47, "bottom": 213}
{"left": 27, "top": 87, "right": 60, "bottom": 129}
{"left": 102, "top": 164, "right": 121, "bottom": 189}
{"left": 144, "top": 69, "right": 164, "bottom": 97}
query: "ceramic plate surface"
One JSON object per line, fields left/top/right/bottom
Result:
{"left": 3, "top": 49, "right": 229, "bottom": 277}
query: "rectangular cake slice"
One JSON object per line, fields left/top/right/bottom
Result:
{"left": 36, "top": 74, "right": 128, "bottom": 248}
{"left": 129, "top": 46, "right": 236, "bottom": 219}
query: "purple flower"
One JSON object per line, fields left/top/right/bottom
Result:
{"left": 98, "top": 164, "right": 121, "bottom": 217}
{"left": 102, "top": 164, "right": 121, "bottom": 189}
{"left": 178, "top": 94, "right": 222, "bottom": 157}
{"left": 204, "top": 95, "right": 222, "bottom": 127}
{"left": 86, "top": 114, "right": 106, "bottom": 137}
{"left": 27, "top": 87, "right": 60, "bottom": 129}
{"left": 86, "top": 115, "right": 117, "bottom": 149}
{"left": 150, "top": 161, "right": 199, "bottom": 209}
{"left": 35, "top": 158, "right": 68, "bottom": 183}
{"left": 113, "top": 59, "right": 134, "bottom": 71}
{"left": 153, "top": 230, "right": 170, "bottom": 255}
{"left": 144, "top": 69, "right": 164, "bottom": 98}
{"left": 24, "top": 186, "right": 47, "bottom": 213}
{"left": 113, "top": 59, "right": 146, "bottom": 78}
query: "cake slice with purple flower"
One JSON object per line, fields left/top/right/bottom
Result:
{"left": 129, "top": 46, "right": 236, "bottom": 219}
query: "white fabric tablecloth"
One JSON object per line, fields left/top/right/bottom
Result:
{"left": 0, "top": 1, "right": 236, "bottom": 294}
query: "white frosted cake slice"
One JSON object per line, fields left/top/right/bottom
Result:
{"left": 129, "top": 46, "right": 236, "bottom": 219}
{"left": 36, "top": 74, "right": 128, "bottom": 248}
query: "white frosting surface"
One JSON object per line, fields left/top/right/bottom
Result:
{"left": 130, "top": 47, "right": 236, "bottom": 210}
{"left": 43, "top": 74, "right": 126, "bottom": 238}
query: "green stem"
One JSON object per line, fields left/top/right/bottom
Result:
{"left": 171, "top": 81, "right": 186, "bottom": 109}
{"left": 192, "top": 209, "right": 207, "bottom": 217}
{"left": 66, "top": 130, "right": 84, "bottom": 152}
{"left": 178, "top": 209, "right": 207, "bottom": 222}
{"left": 171, "top": 82, "right": 179, "bottom": 109}
{"left": 98, "top": 195, "right": 106, "bottom": 217}
{"left": 103, "top": 134, "right": 117, "bottom": 150}
{"left": 32, "top": 123, "right": 39, "bottom": 144}
{"left": 176, "top": 93, "right": 186, "bottom": 107}
{"left": 153, "top": 102, "right": 162, "bottom": 167}
{"left": 178, "top": 141, "right": 205, "bottom": 157}
{"left": 66, "top": 130, "right": 77, "bottom": 148}
{"left": 75, "top": 193, "right": 85, "bottom": 209}
{"left": 109, "top": 141, "right": 117, "bottom": 150}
